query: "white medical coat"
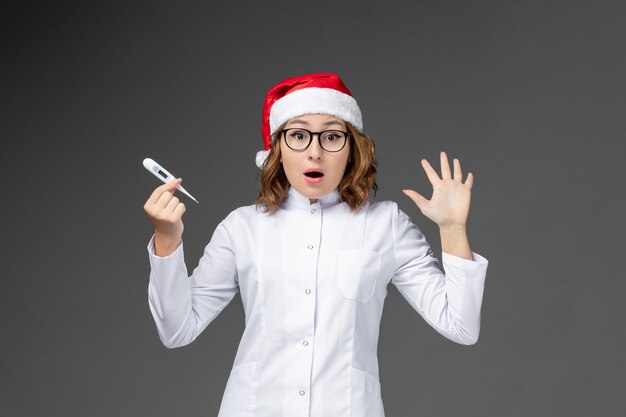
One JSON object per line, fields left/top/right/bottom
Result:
{"left": 147, "top": 186, "right": 489, "bottom": 417}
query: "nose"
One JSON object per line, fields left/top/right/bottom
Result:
{"left": 306, "top": 134, "right": 323, "bottom": 160}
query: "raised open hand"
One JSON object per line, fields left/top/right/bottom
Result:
{"left": 402, "top": 151, "right": 474, "bottom": 228}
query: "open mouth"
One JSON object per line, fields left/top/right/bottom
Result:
{"left": 304, "top": 171, "right": 324, "bottom": 178}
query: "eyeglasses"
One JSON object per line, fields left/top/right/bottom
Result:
{"left": 281, "top": 128, "right": 351, "bottom": 152}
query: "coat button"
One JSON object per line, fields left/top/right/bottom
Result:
{"left": 311, "top": 209, "right": 316, "bottom": 214}
{"left": 305, "top": 289, "right": 311, "bottom": 294}
{"left": 303, "top": 340, "right": 309, "bottom": 346}
{"left": 299, "top": 390, "right": 306, "bottom": 396}
{"left": 307, "top": 245, "right": 314, "bottom": 250}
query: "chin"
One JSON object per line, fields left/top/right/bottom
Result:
{"left": 296, "top": 183, "right": 327, "bottom": 198}
{"left": 308, "top": 187, "right": 335, "bottom": 198}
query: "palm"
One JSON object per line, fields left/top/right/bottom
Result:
{"left": 403, "top": 151, "right": 474, "bottom": 228}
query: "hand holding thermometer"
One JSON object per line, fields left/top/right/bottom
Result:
{"left": 143, "top": 157, "right": 199, "bottom": 204}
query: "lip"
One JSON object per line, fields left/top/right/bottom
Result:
{"left": 304, "top": 168, "right": 325, "bottom": 175}
{"left": 303, "top": 168, "right": 324, "bottom": 184}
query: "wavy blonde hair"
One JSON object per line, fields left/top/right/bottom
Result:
{"left": 255, "top": 122, "right": 378, "bottom": 214}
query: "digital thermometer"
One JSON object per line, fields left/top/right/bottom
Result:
{"left": 143, "top": 157, "right": 199, "bottom": 204}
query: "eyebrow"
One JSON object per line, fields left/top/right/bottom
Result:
{"left": 287, "top": 118, "right": 346, "bottom": 128}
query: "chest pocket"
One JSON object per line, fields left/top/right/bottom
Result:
{"left": 336, "top": 249, "right": 382, "bottom": 303}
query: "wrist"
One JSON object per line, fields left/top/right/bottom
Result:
{"left": 439, "top": 224, "right": 472, "bottom": 260}
{"left": 154, "top": 230, "right": 181, "bottom": 242}
{"left": 154, "top": 233, "right": 182, "bottom": 255}
{"left": 439, "top": 223, "right": 467, "bottom": 235}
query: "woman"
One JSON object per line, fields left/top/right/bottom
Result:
{"left": 143, "top": 73, "right": 489, "bottom": 417}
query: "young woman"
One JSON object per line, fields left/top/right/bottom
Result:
{"left": 143, "top": 73, "right": 489, "bottom": 417}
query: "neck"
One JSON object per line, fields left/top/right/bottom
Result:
{"left": 309, "top": 198, "right": 318, "bottom": 204}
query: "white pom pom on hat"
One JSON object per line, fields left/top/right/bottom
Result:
{"left": 255, "top": 150, "right": 270, "bottom": 168}
{"left": 256, "top": 72, "right": 363, "bottom": 168}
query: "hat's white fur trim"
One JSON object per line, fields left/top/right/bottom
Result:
{"left": 256, "top": 149, "right": 270, "bottom": 169}
{"left": 270, "top": 87, "right": 363, "bottom": 136}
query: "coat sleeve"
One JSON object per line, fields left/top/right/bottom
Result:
{"left": 389, "top": 202, "right": 489, "bottom": 345}
{"left": 146, "top": 216, "right": 239, "bottom": 349}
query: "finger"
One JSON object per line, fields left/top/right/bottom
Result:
{"left": 464, "top": 172, "right": 474, "bottom": 190}
{"left": 402, "top": 189, "right": 428, "bottom": 210}
{"left": 146, "top": 178, "right": 182, "bottom": 206}
{"left": 146, "top": 178, "right": 180, "bottom": 207}
{"left": 164, "top": 195, "right": 180, "bottom": 214}
{"left": 440, "top": 151, "right": 451, "bottom": 180}
{"left": 155, "top": 190, "right": 175, "bottom": 210}
{"left": 421, "top": 158, "right": 441, "bottom": 184}
{"left": 172, "top": 202, "right": 186, "bottom": 218}
{"left": 453, "top": 158, "right": 462, "bottom": 182}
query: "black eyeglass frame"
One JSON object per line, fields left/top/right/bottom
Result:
{"left": 281, "top": 128, "right": 352, "bottom": 152}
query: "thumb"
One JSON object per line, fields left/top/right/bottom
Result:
{"left": 167, "top": 177, "right": 182, "bottom": 191}
{"left": 402, "top": 189, "right": 428, "bottom": 211}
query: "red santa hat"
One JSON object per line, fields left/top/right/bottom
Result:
{"left": 256, "top": 72, "right": 363, "bottom": 168}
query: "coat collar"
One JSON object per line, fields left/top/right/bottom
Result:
{"left": 283, "top": 186, "right": 341, "bottom": 210}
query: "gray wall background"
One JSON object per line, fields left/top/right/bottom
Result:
{"left": 3, "top": 1, "right": 625, "bottom": 416}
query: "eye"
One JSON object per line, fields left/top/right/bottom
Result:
{"left": 288, "top": 130, "right": 308, "bottom": 141}
{"left": 322, "top": 131, "right": 344, "bottom": 142}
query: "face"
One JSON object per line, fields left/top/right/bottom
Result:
{"left": 279, "top": 114, "right": 350, "bottom": 202}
